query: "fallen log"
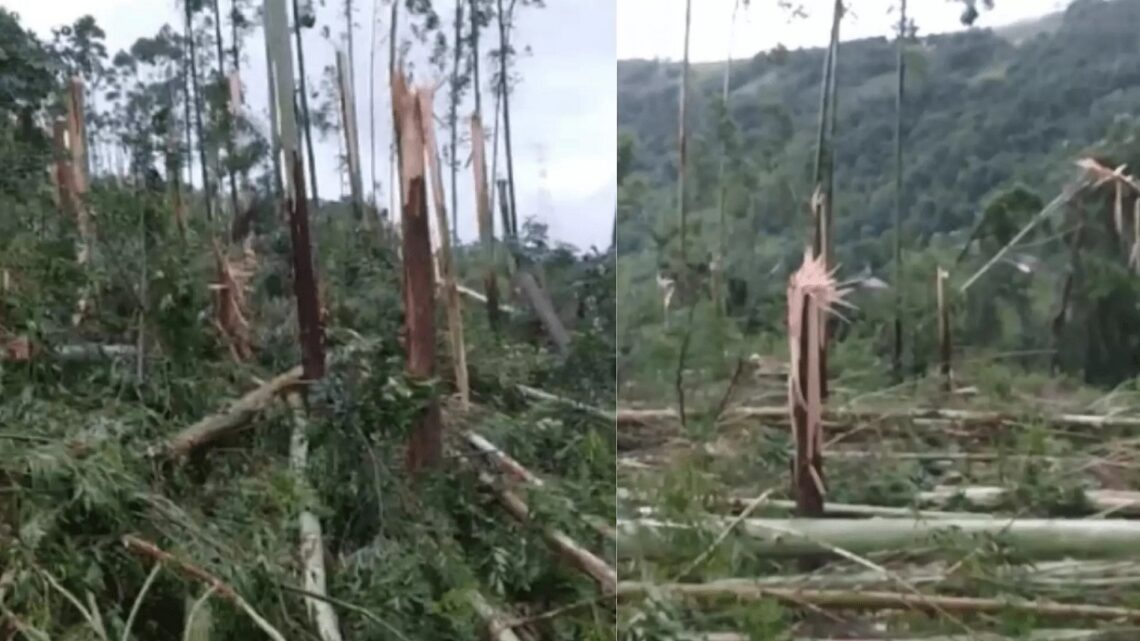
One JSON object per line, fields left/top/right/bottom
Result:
{"left": 631, "top": 499, "right": 988, "bottom": 521}
{"left": 671, "top": 560, "right": 1140, "bottom": 592}
{"left": 516, "top": 384, "right": 613, "bottom": 422}
{"left": 149, "top": 366, "right": 303, "bottom": 459}
{"left": 618, "top": 580, "right": 1140, "bottom": 622}
{"left": 122, "top": 535, "right": 287, "bottom": 640}
{"left": 285, "top": 392, "right": 344, "bottom": 641}
{"left": 479, "top": 470, "right": 616, "bottom": 592}
{"left": 684, "top": 630, "right": 1127, "bottom": 641}
{"left": 918, "top": 486, "right": 1140, "bottom": 516}
{"left": 462, "top": 430, "right": 615, "bottom": 541}
{"left": 615, "top": 405, "right": 1140, "bottom": 431}
{"left": 457, "top": 283, "right": 520, "bottom": 315}
{"left": 617, "top": 516, "right": 1140, "bottom": 559}
{"left": 465, "top": 589, "right": 524, "bottom": 641}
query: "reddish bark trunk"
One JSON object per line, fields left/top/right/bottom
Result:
{"left": 287, "top": 152, "right": 325, "bottom": 380}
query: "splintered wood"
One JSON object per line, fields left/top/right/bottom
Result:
{"left": 211, "top": 237, "right": 256, "bottom": 362}
{"left": 417, "top": 86, "right": 470, "bottom": 409}
{"left": 787, "top": 249, "right": 851, "bottom": 517}
{"left": 392, "top": 69, "right": 442, "bottom": 474}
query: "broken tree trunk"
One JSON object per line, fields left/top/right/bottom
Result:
{"left": 464, "top": 590, "right": 524, "bottom": 641}
{"left": 788, "top": 251, "right": 839, "bottom": 520}
{"left": 918, "top": 485, "right": 1140, "bottom": 516}
{"left": 462, "top": 430, "right": 616, "bottom": 541}
{"left": 285, "top": 392, "right": 344, "bottom": 641}
{"left": 513, "top": 270, "right": 572, "bottom": 354}
{"left": 150, "top": 366, "right": 303, "bottom": 459}
{"left": 617, "top": 516, "right": 1140, "bottom": 559}
{"left": 287, "top": 152, "right": 326, "bottom": 380}
{"left": 418, "top": 87, "right": 470, "bottom": 409}
{"left": 470, "top": 115, "right": 502, "bottom": 333}
{"left": 392, "top": 70, "right": 442, "bottom": 474}
{"left": 617, "top": 580, "right": 1140, "bottom": 622}
{"left": 480, "top": 470, "right": 617, "bottom": 592}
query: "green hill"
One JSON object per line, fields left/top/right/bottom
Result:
{"left": 616, "top": 0, "right": 1140, "bottom": 390}
{"left": 618, "top": 0, "right": 1140, "bottom": 267}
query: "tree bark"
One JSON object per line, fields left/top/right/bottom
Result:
{"left": 287, "top": 152, "right": 326, "bottom": 380}
{"left": 618, "top": 516, "right": 1140, "bottom": 559}
{"left": 418, "top": 87, "right": 469, "bottom": 408}
{"left": 392, "top": 72, "right": 441, "bottom": 474}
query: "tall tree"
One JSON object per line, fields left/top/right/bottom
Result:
{"left": 449, "top": 0, "right": 464, "bottom": 245}
{"left": 211, "top": 0, "right": 241, "bottom": 222}
{"left": 184, "top": 0, "right": 213, "bottom": 220}
{"left": 713, "top": 0, "right": 742, "bottom": 315}
{"left": 495, "top": 0, "right": 518, "bottom": 238}
{"left": 677, "top": 0, "right": 692, "bottom": 270}
{"left": 892, "top": 0, "right": 908, "bottom": 380}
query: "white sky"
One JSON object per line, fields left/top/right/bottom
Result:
{"left": 617, "top": 0, "right": 1072, "bottom": 62}
{"left": 3, "top": 0, "right": 616, "bottom": 251}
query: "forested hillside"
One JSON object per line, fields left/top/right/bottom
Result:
{"left": 616, "top": 0, "right": 1140, "bottom": 389}
{"left": 0, "top": 2, "right": 616, "bottom": 639}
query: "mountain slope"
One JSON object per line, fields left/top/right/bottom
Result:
{"left": 617, "top": 0, "right": 1140, "bottom": 270}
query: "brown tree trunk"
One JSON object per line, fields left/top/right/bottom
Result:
{"left": 392, "top": 72, "right": 441, "bottom": 474}
{"left": 288, "top": 153, "right": 325, "bottom": 381}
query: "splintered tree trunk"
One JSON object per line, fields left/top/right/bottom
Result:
{"left": 336, "top": 49, "right": 364, "bottom": 220}
{"left": 471, "top": 116, "right": 501, "bottom": 333}
{"left": 418, "top": 87, "right": 470, "bottom": 408}
{"left": 392, "top": 71, "right": 442, "bottom": 474}
{"left": 267, "top": 0, "right": 323, "bottom": 381}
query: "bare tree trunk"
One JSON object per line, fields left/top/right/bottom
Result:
{"left": 393, "top": 72, "right": 441, "bottom": 474}
{"left": 713, "top": 0, "right": 740, "bottom": 316}
{"left": 288, "top": 152, "right": 326, "bottom": 380}
{"left": 368, "top": 0, "right": 379, "bottom": 210}
{"left": 212, "top": 0, "right": 242, "bottom": 222}
{"left": 892, "top": 0, "right": 907, "bottom": 381}
{"left": 677, "top": 0, "right": 692, "bottom": 268}
{"left": 471, "top": 116, "right": 501, "bottom": 332}
{"left": 419, "top": 88, "right": 470, "bottom": 408}
{"left": 449, "top": 0, "right": 463, "bottom": 246}
{"left": 336, "top": 50, "right": 364, "bottom": 220}
{"left": 388, "top": 0, "right": 401, "bottom": 218}
{"left": 495, "top": 0, "right": 519, "bottom": 238}
{"left": 292, "top": 0, "right": 321, "bottom": 208}
{"left": 185, "top": 5, "right": 214, "bottom": 220}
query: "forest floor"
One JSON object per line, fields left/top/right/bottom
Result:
{"left": 615, "top": 357, "right": 1140, "bottom": 641}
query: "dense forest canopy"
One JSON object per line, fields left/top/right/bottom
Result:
{"left": 615, "top": 0, "right": 1140, "bottom": 387}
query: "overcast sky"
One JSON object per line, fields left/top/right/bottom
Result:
{"left": 617, "top": 0, "right": 1072, "bottom": 62}
{"left": 4, "top": 0, "right": 616, "bottom": 251}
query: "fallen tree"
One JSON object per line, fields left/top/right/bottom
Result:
{"left": 615, "top": 405, "right": 1140, "bottom": 431}
{"left": 617, "top": 516, "right": 1140, "bottom": 559}
{"left": 618, "top": 580, "right": 1140, "bottom": 621}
